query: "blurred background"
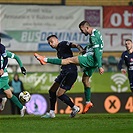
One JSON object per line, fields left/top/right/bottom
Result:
{"left": 0, "top": 0, "right": 133, "bottom": 115}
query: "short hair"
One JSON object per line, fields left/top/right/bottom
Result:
{"left": 79, "top": 20, "right": 90, "bottom": 28}
{"left": 125, "top": 39, "right": 132, "bottom": 42}
{"left": 47, "top": 35, "right": 58, "bottom": 40}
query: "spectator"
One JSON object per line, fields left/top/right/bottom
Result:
{"left": 9, "top": 73, "right": 24, "bottom": 114}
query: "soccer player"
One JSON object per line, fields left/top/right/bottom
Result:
{"left": 34, "top": 20, "right": 104, "bottom": 114}
{"left": 118, "top": 39, "right": 133, "bottom": 94}
{"left": 0, "top": 43, "right": 27, "bottom": 116}
{"left": 40, "top": 35, "right": 84, "bottom": 118}
{"left": 0, "top": 38, "right": 8, "bottom": 112}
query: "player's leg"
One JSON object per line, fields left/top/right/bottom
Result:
{"left": 1, "top": 77, "right": 26, "bottom": 117}
{"left": 34, "top": 53, "right": 79, "bottom": 65}
{"left": 82, "top": 68, "right": 96, "bottom": 114}
{"left": 41, "top": 82, "right": 59, "bottom": 118}
{"left": 4, "top": 89, "right": 26, "bottom": 117}
{"left": 57, "top": 72, "right": 80, "bottom": 117}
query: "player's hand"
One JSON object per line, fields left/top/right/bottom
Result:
{"left": 21, "top": 67, "right": 26, "bottom": 75}
{"left": 79, "top": 50, "right": 86, "bottom": 55}
{"left": 99, "top": 67, "right": 104, "bottom": 75}
{"left": 121, "top": 69, "right": 126, "bottom": 74}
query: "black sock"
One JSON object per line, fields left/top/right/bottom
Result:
{"left": 58, "top": 94, "right": 74, "bottom": 108}
{"left": 49, "top": 90, "right": 57, "bottom": 110}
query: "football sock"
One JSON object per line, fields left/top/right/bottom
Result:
{"left": 10, "top": 95, "right": 23, "bottom": 109}
{"left": 58, "top": 94, "right": 74, "bottom": 108}
{"left": 47, "top": 58, "right": 61, "bottom": 65}
{"left": 49, "top": 90, "right": 57, "bottom": 110}
{"left": 84, "top": 87, "right": 91, "bottom": 103}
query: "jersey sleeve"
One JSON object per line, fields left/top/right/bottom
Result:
{"left": 7, "top": 51, "right": 23, "bottom": 68}
{"left": 118, "top": 52, "right": 124, "bottom": 70}
{"left": 91, "top": 36, "right": 102, "bottom": 68}
{"left": 93, "top": 47, "right": 102, "bottom": 68}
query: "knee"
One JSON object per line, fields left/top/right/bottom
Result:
{"left": 82, "top": 79, "right": 90, "bottom": 87}
{"left": 56, "top": 90, "right": 61, "bottom": 97}
{"left": 4, "top": 90, "right": 13, "bottom": 99}
{"left": 56, "top": 90, "right": 64, "bottom": 97}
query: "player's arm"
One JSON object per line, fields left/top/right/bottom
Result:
{"left": 93, "top": 47, "right": 104, "bottom": 74}
{"left": 118, "top": 52, "right": 124, "bottom": 70}
{"left": 91, "top": 36, "right": 102, "bottom": 68}
{"left": 93, "top": 47, "right": 102, "bottom": 68}
{"left": 91, "top": 36, "right": 104, "bottom": 74}
{"left": 7, "top": 51, "right": 26, "bottom": 75}
{"left": 118, "top": 52, "right": 126, "bottom": 74}
{"left": 69, "top": 42, "right": 84, "bottom": 54}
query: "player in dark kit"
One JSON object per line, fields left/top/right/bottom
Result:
{"left": 118, "top": 39, "right": 133, "bottom": 94}
{"left": 40, "top": 35, "right": 84, "bottom": 118}
{"left": 0, "top": 38, "right": 8, "bottom": 76}
{"left": 35, "top": 21, "right": 104, "bottom": 114}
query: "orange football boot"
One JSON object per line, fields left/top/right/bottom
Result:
{"left": 82, "top": 102, "right": 93, "bottom": 114}
{"left": 34, "top": 53, "right": 46, "bottom": 65}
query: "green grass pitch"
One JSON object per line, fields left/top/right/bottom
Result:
{"left": 0, "top": 113, "right": 133, "bottom": 133}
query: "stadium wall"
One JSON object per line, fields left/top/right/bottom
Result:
{"left": 1, "top": 93, "right": 132, "bottom": 115}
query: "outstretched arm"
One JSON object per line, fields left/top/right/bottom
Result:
{"left": 7, "top": 51, "right": 26, "bottom": 75}
{"left": 70, "top": 43, "right": 84, "bottom": 54}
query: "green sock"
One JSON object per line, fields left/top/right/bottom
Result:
{"left": 10, "top": 95, "right": 23, "bottom": 109}
{"left": 47, "top": 58, "right": 61, "bottom": 65}
{"left": 84, "top": 87, "right": 91, "bottom": 102}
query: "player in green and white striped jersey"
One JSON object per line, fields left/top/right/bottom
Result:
{"left": 0, "top": 49, "right": 26, "bottom": 116}
{"left": 34, "top": 20, "right": 104, "bottom": 115}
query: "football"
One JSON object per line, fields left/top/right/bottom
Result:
{"left": 19, "top": 91, "right": 31, "bottom": 103}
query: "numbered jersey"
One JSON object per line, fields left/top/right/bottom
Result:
{"left": 83, "top": 29, "right": 104, "bottom": 68}
{"left": 1, "top": 51, "right": 20, "bottom": 77}
{"left": 85, "top": 29, "right": 104, "bottom": 57}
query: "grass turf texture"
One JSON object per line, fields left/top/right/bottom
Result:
{"left": 0, "top": 113, "right": 133, "bottom": 133}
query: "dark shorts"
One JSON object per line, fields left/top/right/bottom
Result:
{"left": 55, "top": 70, "right": 77, "bottom": 91}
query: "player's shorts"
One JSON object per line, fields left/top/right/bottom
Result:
{"left": 55, "top": 70, "right": 77, "bottom": 91}
{"left": 0, "top": 76, "right": 10, "bottom": 90}
{"left": 78, "top": 54, "right": 97, "bottom": 77}
{"left": 83, "top": 67, "right": 97, "bottom": 77}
